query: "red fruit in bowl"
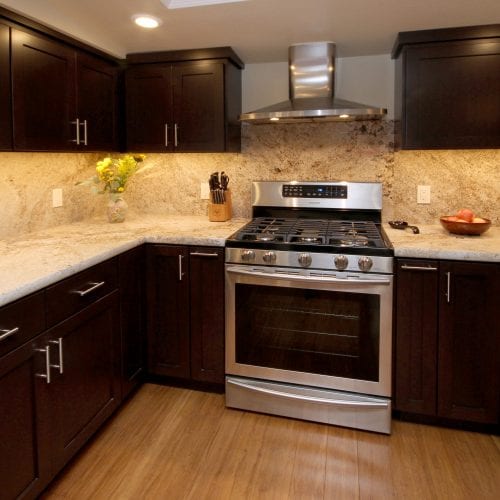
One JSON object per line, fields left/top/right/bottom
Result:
{"left": 456, "top": 208, "right": 474, "bottom": 223}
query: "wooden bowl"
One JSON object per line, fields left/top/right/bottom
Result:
{"left": 440, "top": 216, "right": 491, "bottom": 236}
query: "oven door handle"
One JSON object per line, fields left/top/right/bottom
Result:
{"left": 227, "top": 379, "right": 389, "bottom": 408}
{"left": 226, "top": 266, "right": 391, "bottom": 285}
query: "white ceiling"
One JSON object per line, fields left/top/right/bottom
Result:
{"left": 0, "top": 0, "right": 499, "bottom": 62}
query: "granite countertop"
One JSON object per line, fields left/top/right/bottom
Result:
{"left": 1, "top": 216, "right": 498, "bottom": 307}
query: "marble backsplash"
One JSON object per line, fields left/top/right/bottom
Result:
{"left": 0, "top": 121, "right": 499, "bottom": 239}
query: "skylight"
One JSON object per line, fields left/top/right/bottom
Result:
{"left": 162, "top": 0, "right": 248, "bottom": 9}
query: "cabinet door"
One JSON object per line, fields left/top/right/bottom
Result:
{"left": 147, "top": 245, "right": 190, "bottom": 378}
{"left": 403, "top": 39, "right": 500, "bottom": 149}
{"left": 0, "top": 340, "right": 51, "bottom": 500}
{"left": 11, "top": 28, "right": 76, "bottom": 151}
{"left": 126, "top": 65, "right": 172, "bottom": 151}
{"left": 438, "top": 262, "right": 500, "bottom": 423}
{"left": 119, "top": 246, "right": 145, "bottom": 399}
{"left": 173, "top": 62, "right": 225, "bottom": 152}
{"left": 394, "top": 259, "right": 439, "bottom": 415}
{"left": 0, "top": 22, "right": 11, "bottom": 151}
{"left": 189, "top": 247, "right": 225, "bottom": 384}
{"left": 76, "top": 52, "right": 118, "bottom": 151}
{"left": 46, "top": 292, "right": 121, "bottom": 473}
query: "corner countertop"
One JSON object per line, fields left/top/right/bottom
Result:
{"left": 384, "top": 223, "right": 500, "bottom": 262}
{"left": 1, "top": 216, "right": 498, "bottom": 308}
{"left": 0, "top": 215, "right": 248, "bottom": 307}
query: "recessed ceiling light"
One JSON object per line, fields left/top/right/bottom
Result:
{"left": 162, "top": 0, "right": 248, "bottom": 9}
{"left": 132, "top": 15, "right": 162, "bottom": 29}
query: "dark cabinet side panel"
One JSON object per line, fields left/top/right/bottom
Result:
{"left": 438, "top": 261, "right": 500, "bottom": 424}
{"left": 147, "top": 245, "right": 190, "bottom": 378}
{"left": 189, "top": 247, "right": 225, "bottom": 384}
{"left": 11, "top": 28, "right": 76, "bottom": 151}
{"left": 0, "top": 22, "right": 12, "bottom": 150}
{"left": 119, "top": 246, "right": 146, "bottom": 399}
{"left": 394, "top": 259, "right": 439, "bottom": 415}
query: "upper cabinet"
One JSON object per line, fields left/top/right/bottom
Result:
{"left": 11, "top": 28, "right": 118, "bottom": 152}
{"left": 0, "top": 22, "right": 11, "bottom": 151}
{"left": 392, "top": 25, "right": 500, "bottom": 149}
{"left": 125, "top": 48, "right": 243, "bottom": 153}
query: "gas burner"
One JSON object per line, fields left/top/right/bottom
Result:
{"left": 339, "top": 235, "right": 369, "bottom": 247}
{"left": 256, "top": 233, "right": 276, "bottom": 242}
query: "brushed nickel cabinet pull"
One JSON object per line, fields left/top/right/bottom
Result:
{"left": 445, "top": 271, "right": 451, "bottom": 303}
{"left": 71, "top": 118, "right": 80, "bottom": 144}
{"left": 400, "top": 264, "right": 438, "bottom": 272}
{"left": 81, "top": 119, "right": 88, "bottom": 146}
{"left": 165, "top": 123, "right": 169, "bottom": 147}
{"left": 0, "top": 326, "right": 19, "bottom": 342}
{"left": 35, "top": 346, "right": 51, "bottom": 384}
{"left": 49, "top": 338, "right": 64, "bottom": 374}
{"left": 178, "top": 254, "right": 184, "bottom": 281}
{"left": 73, "top": 281, "right": 105, "bottom": 297}
{"left": 189, "top": 252, "right": 219, "bottom": 258}
{"left": 174, "top": 123, "right": 179, "bottom": 147}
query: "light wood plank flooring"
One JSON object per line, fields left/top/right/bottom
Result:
{"left": 42, "top": 383, "right": 500, "bottom": 499}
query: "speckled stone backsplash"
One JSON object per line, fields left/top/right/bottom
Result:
{"left": 0, "top": 121, "right": 499, "bottom": 238}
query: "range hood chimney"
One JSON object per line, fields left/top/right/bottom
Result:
{"left": 239, "top": 42, "right": 387, "bottom": 124}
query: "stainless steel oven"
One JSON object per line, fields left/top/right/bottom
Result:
{"left": 224, "top": 181, "right": 394, "bottom": 434}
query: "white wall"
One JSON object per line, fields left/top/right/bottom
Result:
{"left": 242, "top": 54, "right": 395, "bottom": 119}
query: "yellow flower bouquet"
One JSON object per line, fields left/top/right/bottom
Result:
{"left": 94, "top": 154, "right": 146, "bottom": 194}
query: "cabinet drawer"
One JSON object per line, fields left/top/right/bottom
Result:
{"left": 46, "top": 259, "right": 118, "bottom": 327}
{"left": 0, "top": 291, "right": 46, "bottom": 357}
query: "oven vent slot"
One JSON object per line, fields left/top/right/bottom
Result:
{"left": 275, "top": 270, "right": 301, "bottom": 275}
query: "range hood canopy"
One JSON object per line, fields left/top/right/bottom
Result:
{"left": 239, "top": 42, "right": 387, "bottom": 124}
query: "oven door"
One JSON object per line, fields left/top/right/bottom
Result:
{"left": 225, "top": 264, "right": 393, "bottom": 398}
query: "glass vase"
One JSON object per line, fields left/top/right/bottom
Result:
{"left": 107, "top": 193, "right": 128, "bottom": 223}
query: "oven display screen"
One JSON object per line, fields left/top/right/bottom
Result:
{"left": 282, "top": 184, "right": 348, "bottom": 198}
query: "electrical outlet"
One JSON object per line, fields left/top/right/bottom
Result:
{"left": 52, "top": 188, "right": 63, "bottom": 207}
{"left": 417, "top": 185, "right": 431, "bottom": 204}
{"left": 200, "top": 182, "right": 210, "bottom": 200}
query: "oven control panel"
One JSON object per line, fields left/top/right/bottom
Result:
{"left": 282, "top": 184, "right": 348, "bottom": 199}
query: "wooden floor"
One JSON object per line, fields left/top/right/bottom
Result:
{"left": 42, "top": 383, "right": 500, "bottom": 500}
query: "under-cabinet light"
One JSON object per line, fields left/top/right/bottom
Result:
{"left": 339, "top": 114, "right": 350, "bottom": 119}
{"left": 270, "top": 117, "right": 280, "bottom": 122}
{"left": 132, "top": 15, "right": 162, "bottom": 29}
{"left": 162, "top": 0, "right": 248, "bottom": 9}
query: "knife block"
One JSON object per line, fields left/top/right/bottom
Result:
{"left": 208, "top": 190, "right": 232, "bottom": 222}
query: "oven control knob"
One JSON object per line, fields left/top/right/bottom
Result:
{"left": 334, "top": 255, "right": 349, "bottom": 270}
{"left": 241, "top": 250, "right": 255, "bottom": 262}
{"left": 298, "top": 253, "right": 312, "bottom": 267}
{"left": 358, "top": 256, "right": 373, "bottom": 272}
{"left": 262, "top": 251, "right": 277, "bottom": 264}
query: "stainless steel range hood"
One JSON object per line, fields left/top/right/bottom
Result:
{"left": 239, "top": 42, "right": 387, "bottom": 124}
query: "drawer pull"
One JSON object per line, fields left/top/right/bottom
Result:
{"left": 35, "top": 346, "right": 51, "bottom": 384}
{"left": 74, "top": 281, "right": 105, "bottom": 297}
{"left": 0, "top": 326, "right": 20, "bottom": 341}
{"left": 190, "top": 252, "right": 219, "bottom": 258}
{"left": 400, "top": 264, "right": 438, "bottom": 272}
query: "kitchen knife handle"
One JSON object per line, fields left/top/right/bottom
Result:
{"left": 165, "top": 123, "right": 168, "bottom": 147}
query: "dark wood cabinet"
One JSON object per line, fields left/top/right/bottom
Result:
{"left": 394, "top": 258, "right": 500, "bottom": 426}
{"left": 10, "top": 26, "right": 118, "bottom": 151}
{"left": 189, "top": 247, "right": 225, "bottom": 384}
{"left": 437, "top": 261, "right": 500, "bottom": 423}
{"left": 0, "top": 294, "right": 49, "bottom": 500}
{"left": 11, "top": 28, "right": 76, "bottom": 151}
{"left": 125, "top": 47, "right": 242, "bottom": 152}
{"left": 0, "top": 22, "right": 11, "bottom": 150}
{"left": 76, "top": 52, "right": 118, "bottom": 151}
{"left": 393, "top": 25, "right": 500, "bottom": 149}
{"left": 147, "top": 245, "right": 225, "bottom": 385}
{"left": 44, "top": 292, "right": 121, "bottom": 474}
{"left": 119, "top": 246, "right": 146, "bottom": 399}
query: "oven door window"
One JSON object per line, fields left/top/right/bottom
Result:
{"left": 235, "top": 283, "right": 380, "bottom": 382}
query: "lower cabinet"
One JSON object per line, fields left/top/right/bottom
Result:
{"left": 147, "top": 244, "right": 225, "bottom": 384}
{"left": 394, "top": 258, "right": 500, "bottom": 425}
